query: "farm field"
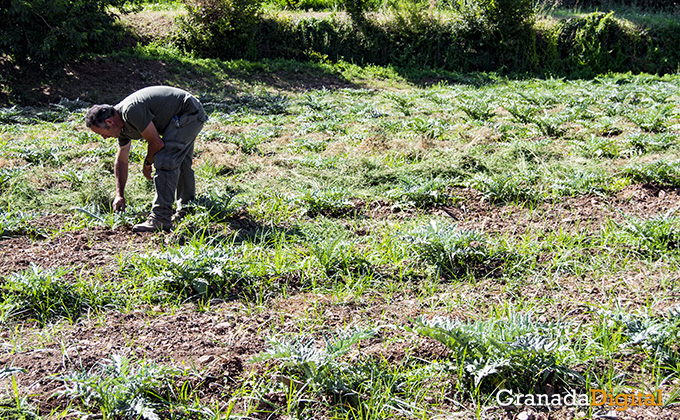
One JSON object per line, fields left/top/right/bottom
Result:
{"left": 2, "top": 66, "right": 680, "bottom": 419}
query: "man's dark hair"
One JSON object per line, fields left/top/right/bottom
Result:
{"left": 85, "top": 104, "right": 116, "bottom": 128}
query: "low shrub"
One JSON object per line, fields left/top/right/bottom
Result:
{"left": 174, "top": 0, "right": 264, "bottom": 59}
{"left": 174, "top": 1, "right": 680, "bottom": 75}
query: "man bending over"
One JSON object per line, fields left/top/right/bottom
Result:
{"left": 85, "top": 86, "right": 207, "bottom": 232}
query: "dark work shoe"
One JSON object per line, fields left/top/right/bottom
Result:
{"left": 132, "top": 218, "right": 172, "bottom": 233}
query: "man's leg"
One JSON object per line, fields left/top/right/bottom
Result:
{"left": 134, "top": 110, "right": 204, "bottom": 232}
{"left": 150, "top": 167, "right": 180, "bottom": 226}
{"left": 176, "top": 141, "right": 195, "bottom": 211}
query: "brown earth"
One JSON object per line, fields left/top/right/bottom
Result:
{"left": 2, "top": 185, "right": 680, "bottom": 418}
{"left": 3, "top": 54, "right": 357, "bottom": 107}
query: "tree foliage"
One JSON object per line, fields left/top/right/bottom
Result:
{"left": 0, "top": 0, "right": 133, "bottom": 69}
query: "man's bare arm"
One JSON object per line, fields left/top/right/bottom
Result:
{"left": 113, "top": 142, "right": 131, "bottom": 211}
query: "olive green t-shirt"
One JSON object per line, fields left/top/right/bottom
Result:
{"left": 115, "top": 86, "right": 197, "bottom": 146}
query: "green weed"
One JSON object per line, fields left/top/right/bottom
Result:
{"left": 0, "top": 210, "right": 42, "bottom": 238}
{"left": 550, "top": 170, "right": 622, "bottom": 196}
{"left": 411, "top": 310, "right": 581, "bottom": 393}
{"left": 72, "top": 205, "right": 143, "bottom": 229}
{"left": 134, "top": 244, "right": 256, "bottom": 300}
{"left": 60, "top": 354, "right": 184, "bottom": 420}
{"left": 0, "top": 265, "right": 93, "bottom": 326}
{"left": 310, "top": 236, "right": 372, "bottom": 279}
{"left": 0, "top": 167, "right": 23, "bottom": 194}
{"left": 386, "top": 177, "right": 452, "bottom": 209}
{"left": 403, "top": 221, "right": 494, "bottom": 279}
{"left": 253, "top": 328, "right": 375, "bottom": 395}
{"left": 470, "top": 173, "right": 539, "bottom": 204}
{"left": 623, "top": 159, "right": 680, "bottom": 187}
{"left": 297, "top": 187, "right": 355, "bottom": 217}
{"left": 619, "top": 214, "right": 680, "bottom": 259}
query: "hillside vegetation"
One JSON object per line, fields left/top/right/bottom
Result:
{"left": 2, "top": 0, "right": 680, "bottom": 104}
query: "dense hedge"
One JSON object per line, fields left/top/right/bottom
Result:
{"left": 558, "top": 0, "right": 679, "bottom": 10}
{"left": 174, "top": 0, "right": 680, "bottom": 77}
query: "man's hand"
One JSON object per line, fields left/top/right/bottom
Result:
{"left": 143, "top": 162, "right": 153, "bottom": 180}
{"left": 113, "top": 195, "right": 126, "bottom": 212}
{"left": 141, "top": 122, "right": 164, "bottom": 180}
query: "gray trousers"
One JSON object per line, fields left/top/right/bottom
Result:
{"left": 151, "top": 99, "right": 207, "bottom": 224}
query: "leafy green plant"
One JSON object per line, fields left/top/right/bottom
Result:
{"left": 185, "top": 190, "right": 242, "bottom": 222}
{"left": 622, "top": 159, "right": 680, "bottom": 187}
{"left": 60, "top": 354, "right": 184, "bottom": 420}
{"left": 310, "top": 237, "right": 371, "bottom": 278}
{"left": 0, "top": 167, "right": 23, "bottom": 194}
{"left": 620, "top": 213, "right": 680, "bottom": 258}
{"left": 626, "top": 104, "right": 676, "bottom": 132}
{"left": 0, "top": 367, "right": 41, "bottom": 420}
{"left": 470, "top": 173, "right": 539, "bottom": 204}
{"left": 72, "top": 205, "right": 143, "bottom": 229}
{"left": 507, "top": 103, "right": 539, "bottom": 125}
{"left": 135, "top": 245, "right": 254, "bottom": 299}
{"left": 300, "top": 88, "right": 334, "bottom": 111}
{"left": 0, "top": 210, "right": 42, "bottom": 238}
{"left": 597, "top": 305, "right": 680, "bottom": 367}
{"left": 385, "top": 93, "right": 416, "bottom": 117}
{"left": 403, "top": 221, "right": 492, "bottom": 279}
{"left": 290, "top": 137, "right": 328, "bottom": 153}
{"left": 12, "top": 147, "right": 63, "bottom": 166}
{"left": 297, "top": 187, "right": 355, "bottom": 217}
{"left": 253, "top": 328, "right": 375, "bottom": 394}
{"left": 0, "top": 265, "right": 84, "bottom": 326}
{"left": 628, "top": 132, "right": 678, "bottom": 154}
{"left": 458, "top": 99, "right": 495, "bottom": 121}
{"left": 411, "top": 311, "right": 580, "bottom": 393}
{"left": 408, "top": 117, "right": 447, "bottom": 140}
{"left": 386, "top": 177, "right": 452, "bottom": 209}
{"left": 549, "top": 170, "right": 620, "bottom": 197}
{"left": 532, "top": 110, "right": 567, "bottom": 137}
{"left": 578, "top": 135, "right": 624, "bottom": 159}
{"left": 228, "top": 127, "right": 278, "bottom": 154}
